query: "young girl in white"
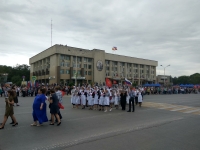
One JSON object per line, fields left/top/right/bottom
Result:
{"left": 93, "top": 87, "right": 99, "bottom": 110}
{"left": 98, "top": 89, "right": 104, "bottom": 111}
{"left": 110, "top": 89, "right": 115, "bottom": 111}
{"left": 114, "top": 89, "right": 120, "bottom": 109}
{"left": 104, "top": 89, "right": 110, "bottom": 112}
{"left": 138, "top": 89, "right": 143, "bottom": 107}
{"left": 88, "top": 88, "right": 94, "bottom": 110}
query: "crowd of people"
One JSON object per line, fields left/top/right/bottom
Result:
{"left": 0, "top": 82, "right": 199, "bottom": 130}
{"left": 0, "top": 84, "right": 63, "bottom": 129}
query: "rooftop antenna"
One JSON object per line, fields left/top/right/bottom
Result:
{"left": 51, "top": 19, "right": 52, "bottom": 46}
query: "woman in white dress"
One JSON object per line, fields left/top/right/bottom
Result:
{"left": 71, "top": 87, "right": 76, "bottom": 108}
{"left": 114, "top": 90, "right": 120, "bottom": 109}
{"left": 81, "top": 88, "right": 86, "bottom": 109}
{"left": 138, "top": 89, "right": 143, "bottom": 107}
{"left": 88, "top": 89, "right": 94, "bottom": 110}
{"left": 110, "top": 90, "right": 115, "bottom": 111}
{"left": 104, "top": 89, "right": 110, "bottom": 112}
{"left": 98, "top": 89, "right": 104, "bottom": 111}
{"left": 75, "top": 88, "right": 80, "bottom": 109}
{"left": 93, "top": 87, "right": 99, "bottom": 110}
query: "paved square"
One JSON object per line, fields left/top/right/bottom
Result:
{"left": 0, "top": 94, "right": 200, "bottom": 150}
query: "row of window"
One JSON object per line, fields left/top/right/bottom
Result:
{"left": 60, "top": 62, "right": 92, "bottom": 69}
{"left": 60, "top": 70, "right": 92, "bottom": 75}
{"left": 60, "top": 55, "right": 92, "bottom": 63}
{"left": 105, "top": 61, "right": 155, "bottom": 69}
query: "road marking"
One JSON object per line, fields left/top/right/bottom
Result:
{"left": 170, "top": 107, "right": 191, "bottom": 111}
{"left": 143, "top": 102, "right": 200, "bottom": 116}
{"left": 159, "top": 106, "right": 178, "bottom": 109}
{"left": 183, "top": 109, "right": 200, "bottom": 113}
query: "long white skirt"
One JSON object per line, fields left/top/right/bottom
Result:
{"left": 75, "top": 96, "right": 80, "bottom": 105}
{"left": 81, "top": 95, "right": 86, "bottom": 105}
{"left": 114, "top": 96, "right": 119, "bottom": 105}
{"left": 99, "top": 96, "right": 104, "bottom": 105}
{"left": 138, "top": 95, "right": 143, "bottom": 102}
{"left": 126, "top": 95, "right": 130, "bottom": 104}
{"left": 110, "top": 97, "right": 115, "bottom": 103}
{"left": 71, "top": 96, "right": 76, "bottom": 104}
{"left": 104, "top": 97, "right": 110, "bottom": 106}
{"left": 88, "top": 96, "right": 94, "bottom": 106}
{"left": 94, "top": 95, "right": 99, "bottom": 105}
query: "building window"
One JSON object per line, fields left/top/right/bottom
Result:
{"left": 60, "top": 69, "right": 64, "bottom": 74}
{"left": 88, "top": 71, "right": 92, "bottom": 75}
{"left": 60, "top": 62, "right": 65, "bottom": 67}
{"left": 88, "top": 65, "right": 92, "bottom": 69}
{"left": 106, "top": 67, "right": 109, "bottom": 70}
{"left": 65, "top": 62, "right": 70, "bottom": 67}
{"left": 60, "top": 55, "right": 70, "bottom": 60}
{"left": 140, "top": 65, "right": 144, "bottom": 68}
{"left": 73, "top": 64, "right": 76, "bottom": 68}
{"left": 77, "top": 64, "right": 81, "bottom": 68}
{"left": 88, "top": 58, "right": 92, "bottom": 63}
{"left": 84, "top": 64, "right": 87, "bottom": 69}
{"left": 84, "top": 71, "right": 87, "bottom": 75}
{"left": 66, "top": 70, "right": 70, "bottom": 74}
{"left": 84, "top": 58, "right": 87, "bottom": 62}
{"left": 105, "top": 60, "right": 109, "bottom": 65}
{"left": 77, "top": 57, "right": 82, "bottom": 63}
{"left": 134, "top": 64, "right": 138, "bottom": 68}
{"left": 106, "top": 72, "right": 109, "bottom": 76}
{"left": 77, "top": 70, "right": 81, "bottom": 76}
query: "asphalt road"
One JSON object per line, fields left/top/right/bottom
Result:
{"left": 0, "top": 94, "right": 200, "bottom": 150}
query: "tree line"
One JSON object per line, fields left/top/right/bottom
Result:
{"left": 0, "top": 64, "right": 30, "bottom": 86}
{"left": 172, "top": 73, "right": 200, "bottom": 85}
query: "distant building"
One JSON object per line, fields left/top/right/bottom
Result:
{"left": 29, "top": 44, "right": 158, "bottom": 85}
{"left": 156, "top": 75, "right": 172, "bottom": 86}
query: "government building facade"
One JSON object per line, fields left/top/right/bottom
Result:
{"left": 29, "top": 44, "right": 158, "bottom": 85}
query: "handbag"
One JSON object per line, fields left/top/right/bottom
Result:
{"left": 58, "top": 103, "right": 64, "bottom": 109}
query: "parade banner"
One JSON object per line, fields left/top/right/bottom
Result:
{"left": 106, "top": 78, "right": 112, "bottom": 87}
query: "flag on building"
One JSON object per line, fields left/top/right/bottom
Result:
{"left": 112, "top": 47, "right": 117, "bottom": 50}
{"left": 125, "top": 78, "right": 132, "bottom": 85}
{"left": 106, "top": 78, "right": 112, "bottom": 87}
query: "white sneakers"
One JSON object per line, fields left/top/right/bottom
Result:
{"left": 104, "top": 110, "right": 107, "bottom": 112}
{"left": 109, "top": 108, "right": 112, "bottom": 112}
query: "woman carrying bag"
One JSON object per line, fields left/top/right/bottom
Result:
{"left": 49, "top": 89, "right": 61, "bottom": 126}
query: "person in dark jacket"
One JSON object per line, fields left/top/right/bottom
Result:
{"left": 120, "top": 90, "right": 127, "bottom": 111}
{"left": 48, "top": 89, "right": 61, "bottom": 126}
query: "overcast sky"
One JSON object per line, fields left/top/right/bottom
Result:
{"left": 0, "top": 0, "right": 200, "bottom": 77}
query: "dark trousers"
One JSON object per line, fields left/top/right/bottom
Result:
{"left": 129, "top": 97, "right": 135, "bottom": 112}
{"left": 135, "top": 97, "right": 138, "bottom": 105}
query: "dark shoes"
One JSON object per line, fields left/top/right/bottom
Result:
{"left": 57, "top": 122, "right": 61, "bottom": 126}
{"left": 127, "top": 110, "right": 134, "bottom": 112}
{"left": 12, "top": 122, "right": 18, "bottom": 127}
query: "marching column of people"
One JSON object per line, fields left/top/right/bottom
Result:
{"left": 70, "top": 86, "right": 143, "bottom": 112}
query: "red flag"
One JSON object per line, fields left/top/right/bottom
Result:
{"left": 106, "top": 78, "right": 112, "bottom": 87}
{"left": 61, "top": 91, "right": 65, "bottom": 96}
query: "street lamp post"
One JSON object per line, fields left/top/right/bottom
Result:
{"left": 68, "top": 49, "right": 83, "bottom": 87}
{"left": 160, "top": 65, "right": 170, "bottom": 86}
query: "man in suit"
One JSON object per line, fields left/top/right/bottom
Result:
{"left": 127, "top": 86, "right": 135, "bottom": 112}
